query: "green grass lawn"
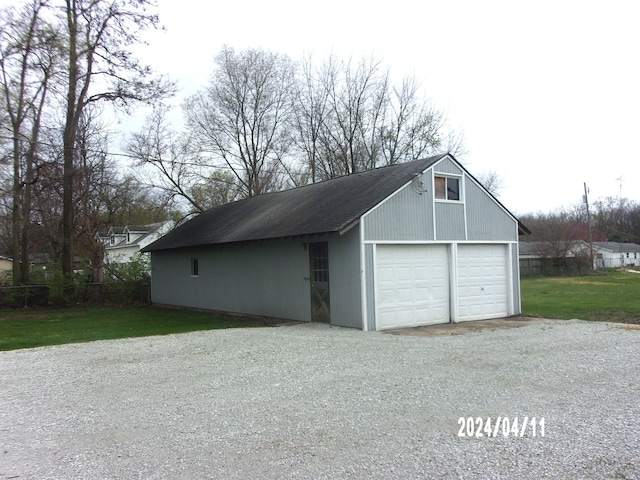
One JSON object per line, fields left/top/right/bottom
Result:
{"left": 2, "top": 271, "right": 638, "bottom": 351}
{"left": 521, "top": 270, "right": 640, "bottom": 322}
{"left": 0, "top": 306, "right": 284, "bottom": 351}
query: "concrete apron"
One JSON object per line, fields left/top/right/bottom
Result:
{"left": 384, "top": 317, "right": 557, "bottom": 337}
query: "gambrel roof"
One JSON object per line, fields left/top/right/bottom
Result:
{"left": 143, "top": 154, "right": 526, "bottom": 252}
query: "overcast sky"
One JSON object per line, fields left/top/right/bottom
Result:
{"left": 3, "top": 0, "right": 638, "bottom": 215}
{"left": 136, "top": 0, "right": 639, "bottom": 215}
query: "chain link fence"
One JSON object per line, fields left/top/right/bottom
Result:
{"left": 0, "top": 282, "right": 151, "bottom": 308}
{"left": 519, "top": 256, "right": 592, "bottom": 276}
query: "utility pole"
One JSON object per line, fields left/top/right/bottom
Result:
{"left": 583, "top": 182, "right": 594, "bottom": 270}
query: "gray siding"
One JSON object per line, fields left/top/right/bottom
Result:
{"left": 327, "top": 228, "right": 362, "bottom": 329}
{"left": 363, "top": 176, "right": 435, "bottom": 241}
{"left": 363, "top": 161, "right": 518, "bottom": 244}
{"left": 465, "top": 178, "right": 518, "bottom": 241}
{"left": 360, "top": 156, "right": 522, "bottom": 330}
{"left": 151, "top": 239, "right": 311, "bottom": 321}
{"left": 150, "top": 232, "right": 363, "bottom": 327}
{"left": 433, "top": 157, "right": 463, "bottom": 175}
{"left": 435, "top": 203, "right": 466, "bottom": 240}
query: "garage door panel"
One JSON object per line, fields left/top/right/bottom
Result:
{"left": 376, "top": 245, "right": 450, "bottom": 330}
{"left": 396, "top": 288, "right": 414, "bottom": 304}
{"left": 457, "top": 244, "right": 509, "bottom": 322}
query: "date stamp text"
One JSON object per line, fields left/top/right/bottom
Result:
{"left": 457, "top": 417, "right": 545, "bottom": 438}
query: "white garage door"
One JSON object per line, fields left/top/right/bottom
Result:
{"left": 457, "top": 244, "right": 510, "bottom": 322}
{"left": 376, "top": 244, "right": 450, "bottom": 330}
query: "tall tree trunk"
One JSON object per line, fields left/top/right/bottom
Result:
{"left": 19, "top": 159, "right": 32, "bottom": 284}
{"left": 62, "top": 123, "right": 76, "bottom": 279}
{"left": 62, "top": 0, "right": 78, "bottom": 279}
{"left": 11, "top": 137, "right": 22, "bottom": 285}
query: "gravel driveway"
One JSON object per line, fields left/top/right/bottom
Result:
{"left": 1, "top": 319, "right": 639, "bottom": 479}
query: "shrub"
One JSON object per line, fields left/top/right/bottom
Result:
{"left": 102, "top": 253, "right": 151, "bottom": 304}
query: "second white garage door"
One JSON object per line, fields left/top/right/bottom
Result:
{"left": 457, "top": 244, "right": 510, "bottom": 322}
{"left": 376, "top": 244, "right": 450, "bottom": 329}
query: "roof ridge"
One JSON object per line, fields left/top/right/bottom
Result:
{"left": 209, "top": 155, "right": 447, "bottom": 206}
{"left": 143, "top": 154, "right": 449, "bottom": 252}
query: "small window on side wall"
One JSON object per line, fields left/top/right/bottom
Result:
{"left": 191, "top": 258, "right": 199, "bottom": 277}
{"left": 434, "top": 175, "right": 461, "bottom": 201}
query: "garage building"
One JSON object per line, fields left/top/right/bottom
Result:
{"left": 143, "top": 154, "right": 528, "bottom": 331}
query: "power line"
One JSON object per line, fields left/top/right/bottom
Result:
{"left": 0, "top": 133, "right": 424, "bottom": 180}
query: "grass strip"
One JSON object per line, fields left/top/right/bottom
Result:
{"left": 521, "top": 270, "right": 640, "bottom": 323}
{"left": 0, "top": 306, "right": 281, "bottom": 351}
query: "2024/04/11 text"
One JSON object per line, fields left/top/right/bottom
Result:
{"left": 457, "top": 417, "right": 545, "bottom": 438}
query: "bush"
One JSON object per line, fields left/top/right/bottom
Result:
{"left": 0, "top": 285, "right": 50, "bottom": 308}
{"left": 0, "top": 255, "right": 153, "bottom": 308}
{"left": 101, "top": 253, "right": 151, "bottom": 305}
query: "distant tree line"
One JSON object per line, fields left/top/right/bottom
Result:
{"left": 519, "top": 197, "right": 640, "bottom": 258}
{"left": 1, "top": 0, "right": 467, "bottom": 286}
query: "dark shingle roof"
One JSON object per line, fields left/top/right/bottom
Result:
{"left": 143, "top": 155, "right": 447, "bottom": 252}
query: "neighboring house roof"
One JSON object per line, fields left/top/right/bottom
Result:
{"left": 518, "top": 242, "right": 537, "bottom": 256}
{"left": 125, "top": 225, "right": 153, "bottom": 233}
{"left": 28, "top": 253, "right": 54, "bottom": 264}
{"left": 106, "top": 221, "right": 172, "bottom": 250}
{"left": 144, "top": 155, "right": 526, "bottom": 253}
{"left": 593, "top": 242, "right": 640, "bottom": 253}
{"left": 520, "top": 241, "right": 640, "bottom": 259}
{"left": 518, "top": 241, "right": 588, "bottom": 258}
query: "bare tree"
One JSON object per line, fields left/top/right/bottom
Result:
{"left": 189, "top": 170, "right": 239, "bottom": 212}
{"left": 519, "top": 207, "right": 598, "bottom": 259}
{"left": 295, "top": 54, "right": 461, "bottom": 180}
{"left": 593, "top": 197, "right": 640, "bottom": 244}
{"left": 126, "top": 105, "right": 237, "bottom": 215}
{"left": 317, "top": 54, "right": 387, "bottom": 177}
{"left": 378, "top": 75, "right": 446, "bottom": 165}
{"left": 59, "top": 0, "right": 175, "bottom": 279}
{"left": 0, "top": 0, "right": 59, "bottom": 284}
{"left": 71, "top": 105, "right": 115, "bottom": 281}
{"left": 134, "top": 49, "right": 464, "bottom": 218}
{"left": 183, "top": 46, "right": 297, "bottom": 198}
{"left": 97, "top": 174, "right": 173, "bottom": 227}
{"left": 292, "top": 54, "right": 329, "bottom": 183}
{"left": 475, "top": 170, "right": 504, "bottom": 196}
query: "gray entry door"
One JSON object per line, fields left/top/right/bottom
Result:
{"left": 309, "top": 242, "right": 330, "bottom": 323}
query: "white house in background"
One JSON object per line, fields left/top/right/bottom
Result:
{"left": 592, "top": 242, "right": 640, "bottom": 268}
{"left": 96, "top": 221, "right": 174, "bottom": 265}
{"left": 0, "top": 256, "right": 12, "bottom": 278}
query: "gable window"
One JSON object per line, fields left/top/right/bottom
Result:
{"left": 190, "top": 258, "right": 199, "bottom": 277}
{"left": 434, "top": 175, "right": 461, "bottom": 201}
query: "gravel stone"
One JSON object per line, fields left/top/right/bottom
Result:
{"left": 1, "top": 320, "right": 639, "bottom": 479}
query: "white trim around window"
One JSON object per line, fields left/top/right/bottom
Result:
{"left": 433, "top": 173, "right": 463, "bottom": 202}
